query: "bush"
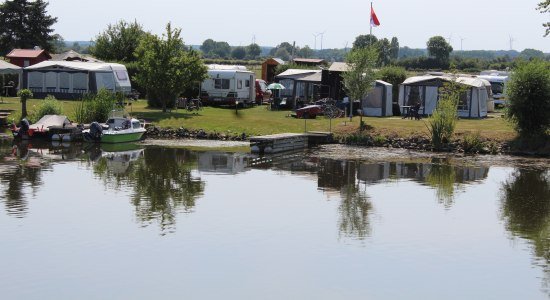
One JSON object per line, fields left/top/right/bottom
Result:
{"left": 506, "top": 59, "right": 550, "bottom": 136}
{"left": 427, "top": 81, "right": 463, "bottom": 150}
{"left": 377, "top": 66, "right": 407, "bottom": 103}
{"left": 30, "top": 95, "right": 63, "bottom": 123}
{"left": 74, "top": 89, "right": 121, "bottom": 123}
{"left": 462, "top": 131, "right": 484, "bottom": 153}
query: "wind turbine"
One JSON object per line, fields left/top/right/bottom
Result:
{"left": 460, "top": 36, "right": 466, "bottom": 51}
{"left": 318, "top": 31, "right": 326, "bottom": 50}
{"left": 312, "top": 33, "right": 320, "bottom": 50}
{"left": 509, "top": 35, "right": 515, "bottom": 50}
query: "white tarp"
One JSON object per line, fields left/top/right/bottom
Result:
{"left": 30, "top": 115, "right": 71, "bottom": 130}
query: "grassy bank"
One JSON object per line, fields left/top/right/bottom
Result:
{"left": 0, "top": 96, "right": 516, "bottom": 141}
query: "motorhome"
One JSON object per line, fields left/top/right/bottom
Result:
{"left": 478, "top": 70, "right": 510, "bottom": 106}
{"left": 200, "top": 65, "right": 255, "bottom": 105}
{"left": 23, "top": 61, "right": 132, "bottom": 99}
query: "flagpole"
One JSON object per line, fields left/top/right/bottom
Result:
{"left": 370, "top": 2, "right": 373, "bottom": 38}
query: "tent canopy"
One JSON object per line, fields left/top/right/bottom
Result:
{"left": 0, "top": 60, "right": 22, "bottom": 75}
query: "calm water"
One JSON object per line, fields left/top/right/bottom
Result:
{"left": 0, "top": 140, "right": 549, "bottom": 300}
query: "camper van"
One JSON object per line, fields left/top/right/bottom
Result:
{"left": 478, "top": 70, "right": 510, "bottom": 106}
{"left": 200, "top": 65, "right": 255, "bottom": 105}
{"left": 24, "top": 61, "right": 132, "bottom": 99}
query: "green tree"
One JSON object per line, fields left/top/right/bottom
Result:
{"left": 377, "top": 66, "right": 407, "bottom": 104}
{"left": 519, "top": 48, "right": 546, "bottom": 60}
{"left": 506, "top": 59, "right": 550, "bottom": 136}
{"left": 17, "top": 89, "right": 32, "bottom": 119}
{"left": 231, "top": 46, "right": 246, "bottom": 59}
{"left": 91, "top": 20, "right": 147, "bottom": 62}
{"left": 390, "top": 37, "right": 399, "bottom": 59}
{"left": 376, "top": 38, "right": 391, "bottom": 66}
{"left": 270, "top": 42, "right": 294, "bottom": 57}
{"left": 200, "top": 39, "right": 216, "bottom": 57}
{"left": 134, "top": 23, "right": 208, "bottom": 112}
{"left": 342, "top": 47, "right": 377, "bottom": 120}
{"left": 352, "top": 34, "right": 378, "bottom": 49}
{"left": 0, "top": 0, "right": 59, "bottom": 55}
{"left": 245, "top": 43, "right": 261, "bottom": 59}
{"left": 538, "top": 0, "right": 550, "bottom": 36}
{"left": 213, "top": 41, "right": 231, "bottom": 58}
{"left": 274, "top": 48, "right": 291, "bottom": 61}
{"left": 427, "top": 36, "right": 453, "bottom": 62}
{"left": 297, "top": 45, "right": 314, "bottom": 58}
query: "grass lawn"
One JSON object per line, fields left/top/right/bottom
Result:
{"left": 0, "top": 97, "right": 516, "bottom": 141}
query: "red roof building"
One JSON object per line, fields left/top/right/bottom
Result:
{"left": 6, "top": 49, "right": 52, "bottom": 67}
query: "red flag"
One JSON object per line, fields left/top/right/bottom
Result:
{"left": 370, "top": 6, "right": 380, "bottom": 27}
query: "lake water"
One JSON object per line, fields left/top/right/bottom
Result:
{"left": 1, "top": 140, "right": 549, "bottom": 300}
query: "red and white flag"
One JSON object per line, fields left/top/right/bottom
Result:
{"left": 370, "top": 6, "right": 381, "bottom": 27}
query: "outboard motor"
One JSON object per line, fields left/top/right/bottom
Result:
{"left": 17, "top": 118, "right": 30, "bottom": 137}
{"left": 88, "top": 121, "right": 103, "bottom": 141}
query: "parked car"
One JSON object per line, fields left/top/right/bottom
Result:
{"left": 255, "top": 79, "right": 272, "bottom": 104}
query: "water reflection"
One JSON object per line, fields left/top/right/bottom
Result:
{"left": 501, "top": 168, "right": 550, "bottom": 292}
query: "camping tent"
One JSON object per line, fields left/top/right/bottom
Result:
{"left": 23, "top": 61, "right": 131, "bottom": 99}
{"left": 362, "top": 80, "right": 393, "bottom": 117}
{"left": 398, "top": 75, "right": 489, "bottom": 118}
{"left": 0, "top": 60, "right": 22, "bottom": 95}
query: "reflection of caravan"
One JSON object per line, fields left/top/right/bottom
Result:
{"left": 200, "top": 65, "right": 255, "bottom": 105}
{"left": 24, "top": 61, "right": 132, "bottom": 99}
{"left": 478, "top": 70, "right": 510, "bottom": 106}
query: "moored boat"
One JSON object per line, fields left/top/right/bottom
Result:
{"left": 83, "top": 111, "right": 146, "bottom": 143}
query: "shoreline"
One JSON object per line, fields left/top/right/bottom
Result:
{"left": 144, "top": 125, "right": 550, "bottom": 158}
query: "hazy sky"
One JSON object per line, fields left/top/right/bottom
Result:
{"left": 47, "top": 0, "right": 549, "bottom": 52}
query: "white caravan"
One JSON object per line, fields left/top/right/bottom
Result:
{"left": 200, "top": 65, "right": 255, "bottom": 105}
{"left": 478, "top": 70, "right": 510, "bottom": 106}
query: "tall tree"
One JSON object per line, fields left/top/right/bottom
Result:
{"left": 200, "top": 39, "right": 216, "bottom": 56}
{"left": 427, "top": 36, "right": 453, "bottom": 65}
{"left": 91, "top": 20, "right": 146, "bottom": 62}
{"left": 213, "top": 41, "right": 231, "bottom": 58}
{"left": 134, "top": 23, "right": 208, "bottom": 112}
{"left": 538, "top": 0, "right": 550, "bottom": 36}
{"left": 377, "top": 38, "right": 391, "bottom": 66}
{"left": 0, "top": 0, "right": 58, "bottom": 55}
{"left": 231, "top": 46, "right": 246, "bottom": 59}
{"left": 297, "top": 45, "right": 314, "bottom": 58}
{"left": 352, "top": 34, "right": 378, "bottom": 49}
{"left": 390, "top": 37, "right": 400, "bottom": 59}
{"left": 342, "top": 47, "right": 377, "bottom": 119}
{"left": 245, "top": 43, "right": 261, "bottom": 59}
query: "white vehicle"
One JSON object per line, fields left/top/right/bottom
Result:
{"left": 200, "top": 65, "right": 255, "bottom": 105}
{"left": 478, "top": 71, "right": 510, "bottom": 106}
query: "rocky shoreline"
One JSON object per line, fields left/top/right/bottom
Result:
{"left": 145, "top": 125, "right": 532, "bottom": 156}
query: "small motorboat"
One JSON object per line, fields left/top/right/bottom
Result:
{"left": 83, "top": 111, "right": 146, "bottom": 144}
{"left": 11, "top": 115, "right": 74, "bottom": 140}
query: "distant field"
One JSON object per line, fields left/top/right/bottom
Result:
{"left": 0, "top": 97, "right": 515, "bottom": 141}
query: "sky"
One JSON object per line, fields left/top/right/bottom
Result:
{"left": 47, "top": 0, "right": 550, "bottom": 52}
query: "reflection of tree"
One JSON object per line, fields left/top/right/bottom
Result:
{"left": 318, "top": 159, "right": 372, "bottom": 239}
{"left": 0, "top": 143, "right": 44, "bottom": 218}
{"left": 426, "top": 159, "right": 457, "bottom": 207}
{"left": 129, "top": 148, "right": 205, "bottom": 231}
{"left": 501, "top": 169, "right": 550, "bottom": 292}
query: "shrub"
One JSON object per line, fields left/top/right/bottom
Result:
{"left": 427, "top": 81, "right": 463, "bottom": 150}
{"left": 462, "top": 131, "right": 484, "bottom": 154}
{"left": 30, "top": 95, "right": 63, "bottom": 123}
{"left": 506, "top": 59, "right": 550, "bottom": 136}
{"left": 74, "top": 89, "right": 120, "bottom": 123}
{"left": 377, "top": 66, "right": 407, "bottom": 103}
{"left": 17, "top": 89, "right": 33, "bottom": 119}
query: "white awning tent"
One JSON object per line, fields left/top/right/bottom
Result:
{"left": 398, "top": 74, "right": 489, "bottom": 118}
{"left": 0, "top": 60, "right": 22, "bottom": 93}
{"left": 362, "top": 80, "right": 393, "bottom": 117}
{"left": 23, "top": 61, "right": 131, "bottom": 98}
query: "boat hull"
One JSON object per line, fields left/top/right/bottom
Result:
{"left": 100, "top": 131, "right": 145, "bottom": 143}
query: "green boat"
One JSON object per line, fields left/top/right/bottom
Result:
{"left": 83, "top": 112, "right": 146, "bottom": 144}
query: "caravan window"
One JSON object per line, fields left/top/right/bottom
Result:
{"left": 245, "top": 80, "right": 250, "bottom": 87}
{"left": 457, "top": 90, "right": 470, "bottom": 111}
{"left": 214, "top": 79, "right": 230, "bottom": 89}
{"left": 115, "top": 70, "right": 128, "bottom": 81}
{"left": 238, "top": 80, "right": 243, "bottom": 89}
